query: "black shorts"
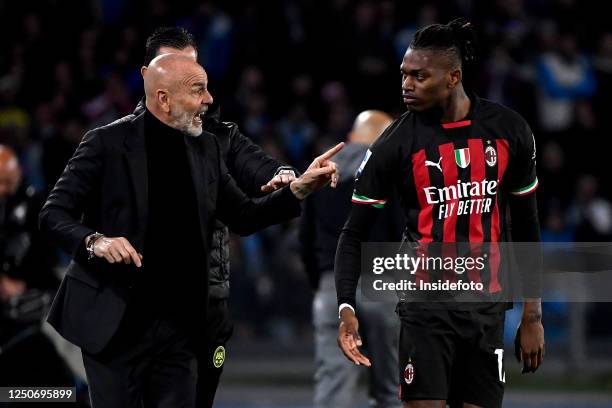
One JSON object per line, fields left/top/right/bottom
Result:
{"left": 397, "top": 304, "right": 506, "bottom": 407}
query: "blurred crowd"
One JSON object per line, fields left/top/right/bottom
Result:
{"left": 0, "top": 0, "right": 611, "bottom": 344}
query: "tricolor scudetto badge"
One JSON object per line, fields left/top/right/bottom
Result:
{"left": 455, "top": 148, "right": 471, "bottom": 168}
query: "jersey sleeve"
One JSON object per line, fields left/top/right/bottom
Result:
{"left": 507, "top": 119, "right": 539, "bottom": 196}
{"left": 351, "top": 125, "right": 399, "bottom": 209}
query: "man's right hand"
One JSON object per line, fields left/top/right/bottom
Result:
{"left": 289, "top": 142, "right": 344, "bottom": 200}
{"left": 337, "top": 307, "right": 371, "bottom": 367}
{"left": 91, "top": 236, "right": 143, "bottom": 267}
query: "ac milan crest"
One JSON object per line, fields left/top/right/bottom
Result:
{"left": 404, "top": 362, "right": 415, "bottom": 384}
{"left": 485, "top": 145, "right": 497, "bottom": 167}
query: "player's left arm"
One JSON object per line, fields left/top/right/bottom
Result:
{"left": 334, "top": 122, "right": 402, "bottom": 367}
{"left": 510, "top": 192, "right": 545, "bottom": 373}
{"left": 507, "top": 117, "right": 545, "bottom": 373}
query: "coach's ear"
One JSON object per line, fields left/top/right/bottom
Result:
{"left": 156, "top": 89, "right": 171, "bottom": 113}
{"left": 447, "top": 68, "right": 462, "bottom": 89}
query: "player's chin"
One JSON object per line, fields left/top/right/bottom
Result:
{"left": 404, "top": 100, "right": 425, "bottom": 111}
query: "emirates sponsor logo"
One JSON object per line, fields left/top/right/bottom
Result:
{"left": 424, "top": 179, "right": 498, "bottom": 205}
{"left": 424, "top": 179, "right": 498, "bottom": 219}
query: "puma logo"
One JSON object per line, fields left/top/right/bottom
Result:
{"left": 425, "top": 157, "right": 443, "bottom": 172}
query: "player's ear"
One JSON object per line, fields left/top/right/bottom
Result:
{"left": 447, "top": 68, "right": 462, "bottom": 89}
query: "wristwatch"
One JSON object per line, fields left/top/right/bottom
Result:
{"left": 274, "top": 166, "right": 297, "bottom": 178}
{"left": 86, "top": 232, "right": 104, "bottom": 260}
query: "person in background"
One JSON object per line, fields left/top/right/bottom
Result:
{"left": 301, "top": 110, "right": 403, "bottom": 408}
{"left": 0, "top": 144, "right": 76, "bottom": 392}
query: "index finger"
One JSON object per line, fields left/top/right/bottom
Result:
{"left": 120, "top": 238, "right": 142, "bottom": 268}
{"left": 338, "top": 336, "right": 358, "bottom": 363}
{"left": 317, "top": 142, "right": 345, "bottom": 161}
{"left": 129, "top": 249, "right": 142, "bottom": 268}
{"left": 339, "top": 335, "right": 370, "bottom": 366}
{"left": 350, "top": 347, "right": 371, "bottom": 366}
{"left": 535, "top": 348, "right": 543, "bottom": 371}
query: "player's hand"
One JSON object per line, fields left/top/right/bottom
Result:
{"left": 337, "top": 307, "right": 371, "bottom": 367}
{"left": 260, "top": 172, "right": 296, "bottom": 193}
{"left": 290, "top": 142, "right": 344, "bottom": 200}
{"left": 514, "top": 320, "right": 545, "bottom": 373}
{"left": 93, "top": 236, "right": 143, "bottom": 267}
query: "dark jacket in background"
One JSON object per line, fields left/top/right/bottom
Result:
{"left": 39, "top": 111, "right": 301, "bottom": 354}
{"left": 134, "top": 100, "right": 293, "bottom": 299}
{"left": 1, "top": 183, "right": 59, "bottom": 329}
{"left": 299, "top": 142, "right": 404, "bottom": 290}
{"left": 0, "top": 185, "right": 71, "bottom": 388}
{"left": 1, "top": 184, "right": 57, "bottom": 289}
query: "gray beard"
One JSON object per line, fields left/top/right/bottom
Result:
{"left": 169, "top": 111, "right": 202, "bottom": 137}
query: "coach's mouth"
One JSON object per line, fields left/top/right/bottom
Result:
{"left": 193, "top": 109, "right": 207, "bottom": 126}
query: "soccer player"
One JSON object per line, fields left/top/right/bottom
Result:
{"left": 335, "top": 19, "right": 545, "bottom": 408}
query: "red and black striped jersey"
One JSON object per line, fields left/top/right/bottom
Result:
{"left": 335, "top": 94, "right": 540, "bottom": 311}
{"left": 352, "top": 95, "right": 538, "bottom": 245}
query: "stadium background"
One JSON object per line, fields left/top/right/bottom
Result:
{"left": 0, "top": 0, "right": 611, "bottom": 406}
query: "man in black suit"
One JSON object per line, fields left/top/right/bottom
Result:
{"left": 40, "top": 53, "right": 342, "bottom": 408}
{"left": 137, "top": 28, "right": 299, "bottom": 407}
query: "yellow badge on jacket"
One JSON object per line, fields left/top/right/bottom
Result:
{"left": 213, "top": 346, "right": 226, "bottom": 368}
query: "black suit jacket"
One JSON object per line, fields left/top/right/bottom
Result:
{"left": 39, "top": 111, "right": 301, "bottom": 354}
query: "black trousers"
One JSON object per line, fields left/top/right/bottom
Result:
{"left": 198, "top": 298, "right": 234, "bottom": 408}
{"left": 82, "top": 299, "right": 233, "bottom": 408}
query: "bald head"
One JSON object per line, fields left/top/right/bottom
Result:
{"left": 348, "top": 110, "right": 393, "bottom": 145}
{"left": 0, "top": 145, "right": 21, "bottom": 199}
{"left": 140, "top": 45, "right": 197, "bottom": 78}
{"left": 143, "top": 53, "right": 213, "bottom": 136}
{"left": 144, "top": 53, "right": 204, "bottom": 103}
